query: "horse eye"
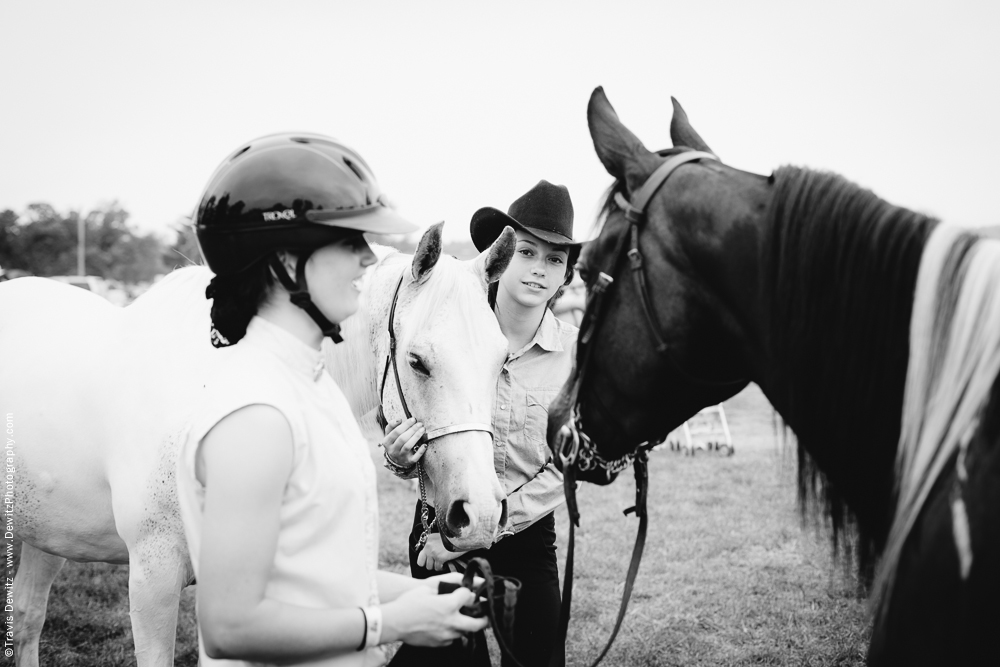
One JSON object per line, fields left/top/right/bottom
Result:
{"left": 575, "top": 263, "right": 590, "bottom": 282}
{"left": 408, "top": 355, "right": 430, "bottom": 376}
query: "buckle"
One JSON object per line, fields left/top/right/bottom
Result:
{"left": 557, "top": 423, "right": 580, "bottom": 468}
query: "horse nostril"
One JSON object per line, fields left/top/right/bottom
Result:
{"left": 446, "top": 500, "right": 471, "bottom": 532}
{"left": 499, "top": 498, "right": 508, "bottom": 528}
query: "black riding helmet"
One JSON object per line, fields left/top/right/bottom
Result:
{"left": 195, "top": 132, "right": 417, "bottom": 342}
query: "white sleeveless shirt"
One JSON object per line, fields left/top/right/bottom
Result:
{"left": 177, "top": 316, "right": 384, "bottom": 667}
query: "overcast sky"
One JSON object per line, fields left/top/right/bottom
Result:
{"left": 3, "top": 1, "right": 998, "bottom": 243}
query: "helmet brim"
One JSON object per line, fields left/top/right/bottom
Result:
{"left": 306, "top": 204, "right": 419, "bottom": 235}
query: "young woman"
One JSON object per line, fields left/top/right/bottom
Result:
{"left": 384, "top": 181, "right": 580, "bottom": 667}
{"left": 177, "top": 133, "right": 487, "bottom": 667}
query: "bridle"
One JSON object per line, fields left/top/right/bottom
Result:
{"left": 376, "top": 271, "right": 530, "bottom": 666}
{"left": 551, "top": 149, "right": 747, "bottom": 667}
{"left": 375, "top": 271, "right": 494, "bottom": 550}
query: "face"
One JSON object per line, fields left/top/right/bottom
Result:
{"left": 303, "top": 235, "right": 377, "bottom": 323}
{"left": 497, "top": 230, "right": 570, "bottom": 309}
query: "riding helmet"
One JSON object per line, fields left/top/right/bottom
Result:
{"left": 195, "top": 132, "right": 418, "bottom": 343}
{"left": 195, "top": 132, "right": 417, "bottom": 275}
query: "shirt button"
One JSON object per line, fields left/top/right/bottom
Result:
{"left": 500, "top": 404, "right": 508, "bottom": 410}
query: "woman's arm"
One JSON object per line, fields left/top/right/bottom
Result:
{"left": 195, "top": 405, "right": 485, "bottom": 663}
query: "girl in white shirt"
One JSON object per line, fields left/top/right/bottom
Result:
{"left": 178, "top": 133, "right": 485, "bottom": 667}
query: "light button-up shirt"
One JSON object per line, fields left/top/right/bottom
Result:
{"left": 493, "top": 309, "right": 578, "bottom": 535}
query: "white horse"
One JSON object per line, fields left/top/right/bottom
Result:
{"left": 2, "top": 223, "right": 514, "bottom": 667}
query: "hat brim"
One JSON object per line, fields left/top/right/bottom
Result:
{"left": 307, "top": 204, "right": 418, "bottom": 235}
{"left": 470, "top": 207, "right": 579, "bottom": 252}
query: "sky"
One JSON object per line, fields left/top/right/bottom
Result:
{"left": 2, "top": 0, "right": 999, "bottom": 244}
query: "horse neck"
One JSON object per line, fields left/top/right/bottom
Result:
{"left": 756, "top": 167, "right": 938, "bottom": 557}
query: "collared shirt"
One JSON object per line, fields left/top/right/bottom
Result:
{"left": 493, "top": 308, "right": 578, "bottom": 535}
{"left": 178, "top": 317, "right": 384, "bottom": 667}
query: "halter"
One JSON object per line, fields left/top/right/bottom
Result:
{"left": 375, "top": 272, "right": 494, "bottom": 550}
{"left": 551, "top": 149, "right": 746, "bottom": 667}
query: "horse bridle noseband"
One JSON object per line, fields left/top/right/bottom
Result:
{"left": 375, "top": 272, "right": 494, "bottom": 550}
{"left": 552, "top": 149, "right": 747, "bottom": 667}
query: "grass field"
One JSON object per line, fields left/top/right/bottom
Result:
{"left": 10, "top": 384, "right": 870, "bottom": 665}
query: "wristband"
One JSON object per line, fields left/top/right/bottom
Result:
{"left": 362, "top": 605, "right": 382, "bottom": 649}
{"left": 356, "top": 607, "right": 367, "bottom": 651}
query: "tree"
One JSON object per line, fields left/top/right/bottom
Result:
{"left": 0, "top": 202, "right": 168, "bottom": 283}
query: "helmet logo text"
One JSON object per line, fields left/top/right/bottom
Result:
{"left": 262, "top": 209, "right": 296, "bottom": 222}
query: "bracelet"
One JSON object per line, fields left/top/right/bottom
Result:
{"left": 356, "top": 607, "right": 367, "bottom": 651}
{"left": 361, "top": 605, "right": 382, "bottom": 649}
{"left": 382, "top": 447, "right": 415, "bottom": 477}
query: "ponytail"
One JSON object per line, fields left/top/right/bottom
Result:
{"left": 206, "top": 258, "right": 274, "bottom": 347}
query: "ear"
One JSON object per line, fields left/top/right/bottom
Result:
{"left": 411, "top": 221, "right": 444, "bottom": 282}
{"left": 587, "top": 86, "right": 655, "bottom": 191}
{"left": 473, "top": 226, "right": 516, "bottom": 285}
{"left": 669, "top": 97, "right": 714, "bottom": 155}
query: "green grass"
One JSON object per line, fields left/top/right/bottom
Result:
{"left": 11, "top": 385, "right": 869, "bottom": 665}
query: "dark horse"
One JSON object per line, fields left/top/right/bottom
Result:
{"left": 547, "top": 87, "right": 1000, "bottom": 666}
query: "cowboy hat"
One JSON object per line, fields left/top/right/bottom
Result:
{"left": 470, "top": 180, "right": 580, "bottom": 252}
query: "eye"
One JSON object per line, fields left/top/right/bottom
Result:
{"left": 575, "top": 262, "right": 590, "bottom": 282}
{"left": 408, "top": 354, "right": 430, "bottom": 376}
{"left": 518, "top": 248, "right": 533, "bottom": 257}
{"left": 548, "top": 256, "right": 564, "bottom": 265}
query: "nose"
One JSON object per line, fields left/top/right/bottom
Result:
{"left": 442, "top": 500, "right": 475, "bottom": 538}
{"left": 440, "top": 496, "right": 507, "bottom": 541}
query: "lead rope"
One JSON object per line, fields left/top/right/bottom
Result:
{"left": 415, "top": 461, "right": 432, "bottom": 551}
{"left": 551, "top": 450, "right": 650, "bottom": 667}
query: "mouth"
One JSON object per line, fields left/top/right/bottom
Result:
{"left": 350, "top": 276, "right": 364, "bottom": 291}
{"left": 523, "top": 281, "right": 546, "bottom": 291}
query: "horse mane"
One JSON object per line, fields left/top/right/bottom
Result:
{"left": 760, "top": 166, "right": 938, "bottom": 581}
{"left": 595, "top": 165, "right": 941, "bottom": 580}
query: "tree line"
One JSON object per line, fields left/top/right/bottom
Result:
{"left": 0, "top": 202, "right": 201, "bottom": 284}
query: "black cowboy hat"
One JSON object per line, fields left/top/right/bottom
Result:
{"left": 470, "top": 180, "right": 580, "bottom": 252}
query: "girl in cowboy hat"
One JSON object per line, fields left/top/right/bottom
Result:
{"left": 178, "top": 133, "right": 487, "bottom": 667}
{"left": 384, "top": 180, "right": 580, "bottom": 667}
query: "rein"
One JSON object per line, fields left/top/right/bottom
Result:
{"left": 439, "top": 557, "right": 529, "bottom": 667}
{"left": 553, "top": 149, "right": 745, "bottom": 667}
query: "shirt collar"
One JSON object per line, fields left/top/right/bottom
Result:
{"left": 509, "top": 309, "right": 565, "bottom": 359}
{"left": 242, "top": 316, "right": 326, "bottom": 381}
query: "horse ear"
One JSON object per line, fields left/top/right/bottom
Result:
{"left": 669, "top": 97, "right": 714, "bottom": 155}
{"left": 588, "top": 86, "right": 654, "bottom": 190}
{"left": 412, "top": 221, "right": 444, "bottom": 282}
{"left": 473, "top": 226, "right": 516, "bottom": 285}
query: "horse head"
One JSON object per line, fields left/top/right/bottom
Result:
{"left": 548, "top": 87, "right": 760, "bottom": 484}
{"left": 371, "top": 223, "right": 515, "bottom": 549}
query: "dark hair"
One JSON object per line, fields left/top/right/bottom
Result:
{"left": 205, "top": 257, "right": 275, "bottom": 347}
{"left": 487, "top": 244, "right": 579, "bottom": 310}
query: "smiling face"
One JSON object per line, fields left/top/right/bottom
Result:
{"left": 497, "top": 230, "right": 570, "bottom": 309}
{"left": 305, "top": 234, "right": 377, "bottom": 324}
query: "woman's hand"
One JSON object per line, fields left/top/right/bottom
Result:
{"left": 417, "top": 534, "right": 468, "bottom": 571}
{"left": 381, "top": 585, "right": 487, "bottom": 646}
{"left": 382, "top": 417, "right": 426, "bottom": 469}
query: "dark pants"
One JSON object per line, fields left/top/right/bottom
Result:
{"left": 389, "top": 501, "right": 564, "bottom": 667}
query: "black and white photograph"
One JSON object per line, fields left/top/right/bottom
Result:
{"left": 2, "top": 2, "right": 999, "bottom": 666}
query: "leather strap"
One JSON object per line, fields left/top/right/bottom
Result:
{"left": 551, "top": 450, "right": 649, "bottom": 667}
{"left": 269, "top": 253, "right": 343, "bottom": 343}
{"left": 616, "top": 150, "right": 718, "bottom": 222}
